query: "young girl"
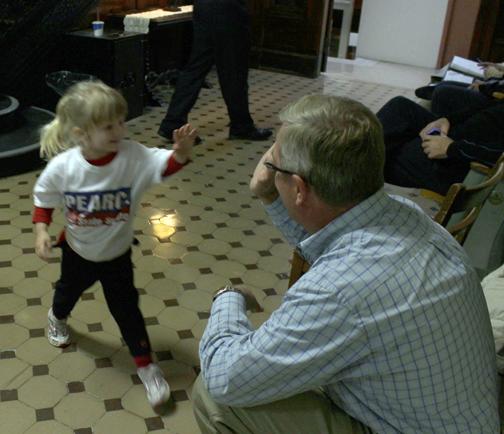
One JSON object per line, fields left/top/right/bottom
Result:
{"left": 32, "top": 81, "right": 197, "bottom": 409}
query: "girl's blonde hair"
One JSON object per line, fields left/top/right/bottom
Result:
{"left": 40, "top": 81, "right": 128, "bottom": 159}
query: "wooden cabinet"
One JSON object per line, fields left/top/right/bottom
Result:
{"left": 62, "top": 30, "right": 145, "bottom": 119}
{"left": 248, "top": 0, "right": 331, "bottom": 78}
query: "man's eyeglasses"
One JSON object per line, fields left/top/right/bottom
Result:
{"left": 263, "top": 161, "right": 297, "bottom": 177}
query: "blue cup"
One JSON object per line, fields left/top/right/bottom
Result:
{"left": 92, "top": 21, "right": 104, "bottom": 37}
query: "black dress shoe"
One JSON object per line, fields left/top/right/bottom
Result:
{"left": 228, "top": 127, "right": 273, "bottom": 141}
{"left": 414, "top": 84, "right": 437, "bottom": 100}
{"left": 158, "top": 126, "right": 174, "bottom": 141}
{"left": 158, "top": 127, "right": 202, "bottom": 145}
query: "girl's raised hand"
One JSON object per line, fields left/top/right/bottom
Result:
{"left": 172, "top": 124, "right": 198, "bottom": 164}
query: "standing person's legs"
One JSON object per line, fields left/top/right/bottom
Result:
{"left": 431, "top": 84, "right": 492, "bottom": 117}
{"left": 158, "top": 1, "right": 215, "bottom": 138}
{"left": 98, "top": 250, "right": 151, "bottom": 357}
{"left": 212, "top": 0, "right": 254, "bottom": 133}
{"left": 376, "top": 96, "right": 437, "bottom": 152}
{"left": 192, "top": 375, "right": 370, "bottom": 434}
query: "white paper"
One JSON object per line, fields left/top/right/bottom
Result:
{"left": 443, "top": 70, "right": 474, "bottom": 84}
{"left": 450, "top": 56, "right": 485, "bottom": 79}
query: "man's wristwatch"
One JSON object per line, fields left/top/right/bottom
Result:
{"left": 213, "top": 285, "right": 243, "bottom": 302}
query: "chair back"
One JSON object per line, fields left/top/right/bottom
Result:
{"left": 434, "top": 158, "right": 504, "bottom": 245}
{"left": 288, "top": 249, "right": 311, "bottom": 288}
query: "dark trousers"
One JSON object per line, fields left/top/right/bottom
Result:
{"left": 52, "top": 243, "right": 151, "bottom": 357}
{"left": 377, "top": 96, "right": 470, "bottom": 195}
{"left": 431, "top": 83, "right": 493, "bottom": 117}
{"left": 160, "top": 0, "right": 254, "bottom": 134}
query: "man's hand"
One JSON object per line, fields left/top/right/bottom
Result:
{"left": 214, "top": 286, "right": 263, "bottom": 313}
{"left": 419, "top": 118, "right": 450, "bottom": 140}
{"left": 172, "top": 123, "right": 197, "bottom": 164}
{"left": 421, "top": 135, "right": 453, "bottom": 159}
{"left": 236, "top": 286, "right": 263, "bottom": 312}
{"left": 250, "top": 145, "right": 279, "bottom": 204}
{"left": 35, "top": 223, "right": 52, "bottom": 261}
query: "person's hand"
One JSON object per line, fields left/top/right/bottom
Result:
{"left": 35, "top": 223, "right": 52, "bottom": 261}
{"left": 216, "top": 286, "right": 263, "bottom": 312}
{"left": 419, "top": 118, "right": 450, "bottom": 140}
{"left": 250, "top": 145, "right": 279, "bottom": 204}
{"left": 478, "top": 61, "right": 496, "bottom": 70}
{"left": 469, "top": 79, "right": 484, "bottom": 91}
{"left": 236, "top": 286, "right": 263, "bottom": 312}
{"left": 421, "top": 135, "right": 453, "bottom": 159}
{"left": 172, "top": 123, "right": 197, "bottom": 164}
{"left": 478, "top": 61, "right": 504, "bottom": 72}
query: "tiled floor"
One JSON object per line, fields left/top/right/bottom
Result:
{"left": 324, "top": 56, "right": 436, "bottom": 89}
{"left": 0, "top": 61, "right": 418, "bottom": 433}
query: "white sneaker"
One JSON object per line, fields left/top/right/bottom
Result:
{"left": 137, "top": 363, "right": 171, "bottom": 408}
{"left": 47, "top": 308, "right": 71, "bottom": 347}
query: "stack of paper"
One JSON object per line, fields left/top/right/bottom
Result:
{"left": 449, "top": 56, "right": 485, "bottom": 79}
{"left": 440, "top": 56, "right": 484, "bottom": 84}
{"left": 443, "top": 70, "right": 474, "bottom": 84}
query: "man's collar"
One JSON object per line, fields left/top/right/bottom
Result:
{"left": 298, "top": 188, "right": 390, "bottom": 264}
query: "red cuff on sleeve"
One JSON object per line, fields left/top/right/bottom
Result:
{"left": 32, "top": 207, "right": 54, "bottom": 225}
{"left": 162, "top": 154, "right": 189, "bottom": 177}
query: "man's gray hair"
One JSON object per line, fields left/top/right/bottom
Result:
{"left": 278, "top": 94, "right": 384, "bottom": 206}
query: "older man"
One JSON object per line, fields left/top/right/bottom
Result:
{"left": 192, "top": 95, "right": 499, "bottom": 434}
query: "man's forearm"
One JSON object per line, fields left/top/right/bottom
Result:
{"left": 265, "top": 198, "right": 308, "bottom": 246}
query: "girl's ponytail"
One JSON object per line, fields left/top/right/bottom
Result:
{"left": 39, "top": 118, "right": 71, "bottom": 160}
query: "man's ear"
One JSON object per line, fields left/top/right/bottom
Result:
{"left": 292, "top": 174, "right": 309, "bottom": 206}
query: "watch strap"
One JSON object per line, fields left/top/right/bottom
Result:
{"left": 213, "top": 285, "right": 243, "bottom": 302}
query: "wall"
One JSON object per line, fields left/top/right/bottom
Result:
{"left": 356, "top": 0, "right": 449, "bottom": 68}
{"left": 438, "top": 0, "right": 482, "bottom": 66}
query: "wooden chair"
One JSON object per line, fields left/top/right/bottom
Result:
{"left": 288, "top": 249, "right": 311, "bottom": 288}
{"left": 287, "top": 155, "right": 504, "bottom": 287}
{"left": 433, "top": 157, "right": 504, "bottom": 245}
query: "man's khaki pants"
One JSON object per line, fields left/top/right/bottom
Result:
{"left": 191, "top": 375, "right": 372, "bottom": 434}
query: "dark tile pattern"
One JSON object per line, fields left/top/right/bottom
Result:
{"left": 33, "top": 365, "right": 49, "bottom": 376}
{"left": 36, "top": 407, "right": 54, "bottom": 421}
{"left": 0, "top": 67, "right": 418, "bottom": 432}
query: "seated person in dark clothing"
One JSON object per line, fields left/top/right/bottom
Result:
{"left": 416, "top": 60, "right": 504, "bottom": 111}
{"left": 376, "top": 95, "right": 504, "bottom": 195}
{"left": 430, "top": 78, "right": 504, "bottom": 117}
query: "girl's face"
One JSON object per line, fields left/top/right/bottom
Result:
{"left": 81, "top": 117, "right": 126, "bottom": 159}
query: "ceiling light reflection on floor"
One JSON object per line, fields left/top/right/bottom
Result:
{"left": 149, "top": 210, "right": 179, "bottom": 240}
